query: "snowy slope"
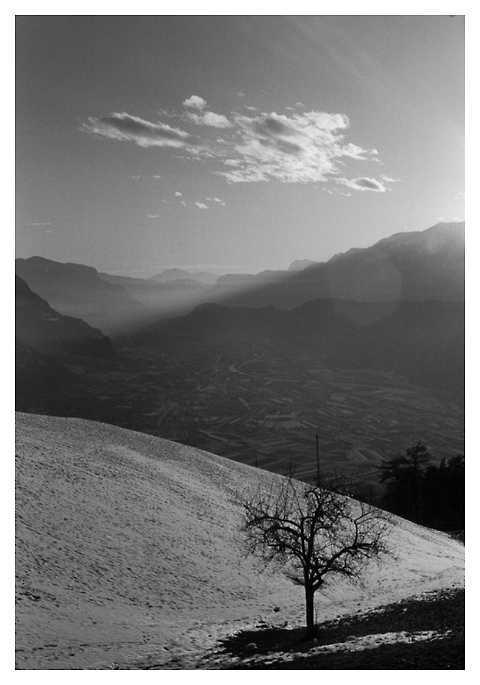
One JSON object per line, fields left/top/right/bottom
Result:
{"left": 15, "top": 413, "right": 464, "bottom": 669}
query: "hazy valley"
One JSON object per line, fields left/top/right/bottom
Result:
{"left": 16, "top": 222, "right": 465, "bottom": 486}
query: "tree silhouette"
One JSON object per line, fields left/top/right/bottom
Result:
{"left": 422, "top": 455, "right": 465, "bottom": 530}
{"left": 380, "top": 442, "right": 431, "bottom": 522}
{"left": 237, "top": 473, "right": 391, "bottom": 638}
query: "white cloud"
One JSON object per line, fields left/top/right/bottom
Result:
{"left": 324, "top": 187, "right": 352, "bottom": 197}
{"left": 185, "top": 110, "right": 232, "bottom": 129}
{"left": 183, "top": 95, "right": 207, "bottom": 110}
{"left": 336, "top": 177, "right": 388, "bottom": 192}
{"left": 380, "top": 175, "right": 401, "bottom": 183}
{"left": 205, "top": 197, "right": 226, "bottom": 205}
{"left": 82, "top": 99, "right": 389, "bottom": 187}
{"left": 181, "top": 96, "right": 232, "bottom": 128}
{"left": 175, "top": 191, "right": 182, "bottom": 197}
{"left": 81, "top": 112, "right": 190, "bottom": 148}
{"left": 25, "top": 222, "right": 51, "bottom": 226}
{"left": 212, "top": 110, "right": 372, "bottom": 184}
{"left": 194, "top": 202, "right": 208, "bottom": 209}
{"left": 147, "top": 214, "right": 160, "bottom": 218}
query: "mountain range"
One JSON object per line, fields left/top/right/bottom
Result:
{"left": 149, "top": 267, "right": 219, "bottom": 284}
{"left": 15, "top": 256, "right": 149, "bottom": 335}
{"left": 15, "top": 221, "right": 465, "bottom": 478}
{"left": 16, "top": 222, "right": 464, "bottom": 337}
{"left": 208, "top": 222, "right": 464, "bottom": 308}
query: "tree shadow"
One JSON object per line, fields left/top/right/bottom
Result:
{"left": 227, "top": 631, "right": 464, "bottom": 670}
{"left": 216, "top": 588, "right": 464, "bottom": 669}
{"left": 218, "top": 624, "right": 311, "bottom": 658}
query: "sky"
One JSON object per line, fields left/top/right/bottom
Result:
{"left": 15, "top": 14, "right": 465, "bottom": 277}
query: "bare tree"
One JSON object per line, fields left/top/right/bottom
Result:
{"left": 238, "top": 473, "right": 391, "bottom": 638}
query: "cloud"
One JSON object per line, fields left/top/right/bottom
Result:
{"left": 83, "top": 99, "right": 389, "bottom": 186}
{"left": 25, "top": 222, "right": 51, "bottom": 226}
{"left": 182, "top": 96, "right": 232, "bottom": 128}
{"left": 336, "top": 177, "right": 388, "bottom": 192}
{"left": 380, "top": 175, "right": 401, "bottom": 183}
{"left": 147, "top": 214, "right": 160, "bottom": 218}
{"left": 81, "top": 112, "right": 191, "bottom": 148}
{"left": 173, "top": 195, "right": 225, "bottom": 209}
{"left": 205, "top": 197, "right": 226, "bottom": 205}
{"left": 323, "top": 187, "right": 351, "bottom": 197}
{"left": 185, "top": 110, "right": 232, "bottom": 129}
{"left": 152, "top": 175, "right": 162, "bottom": 179}
{"left": 214, "top": 110, "right": 371, "bottom": 184}
{"left": 183, "top": 95, "right": 207, "bottom": 110}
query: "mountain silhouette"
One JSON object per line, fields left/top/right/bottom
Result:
{"left": 208, "top": 222, "right": 464, "bottom": 308}
{"left": 16, "top": 275, "right": 114, "bottom": 358}
{"left": 288, "top": 259, "right": 319, "bottom": 271}
{"left": 16, "top": 222, "right": 464, "bottom": 336}
{"left": 15, "top": 256, "right": 149, "bottom": 335}
{"left": 149, "top": 267, "right": 219, "bottom": 284}
{"left": 15, "top": 275, "right": 115, "bottom": 413}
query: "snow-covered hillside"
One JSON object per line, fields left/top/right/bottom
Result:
{"left": 15, "top": 413, "right": 464, "bottom": 669}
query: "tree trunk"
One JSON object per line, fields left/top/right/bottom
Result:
{"left": 305, "top": 584, "right": 316, "bottom": 639}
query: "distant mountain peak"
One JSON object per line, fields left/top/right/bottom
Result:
{"left": 150, "top": 268, "right": 218, "bottom": 284}
{"left": 287, "top": 259, "right": 318, "bottom": 272}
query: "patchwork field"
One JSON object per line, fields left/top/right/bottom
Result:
{"left": 77, "top": 341, "right": 464, "bottom": 484}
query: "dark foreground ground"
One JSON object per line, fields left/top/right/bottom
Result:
{"left": 134, "top": 587, "right": 464, "bottom": 670}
